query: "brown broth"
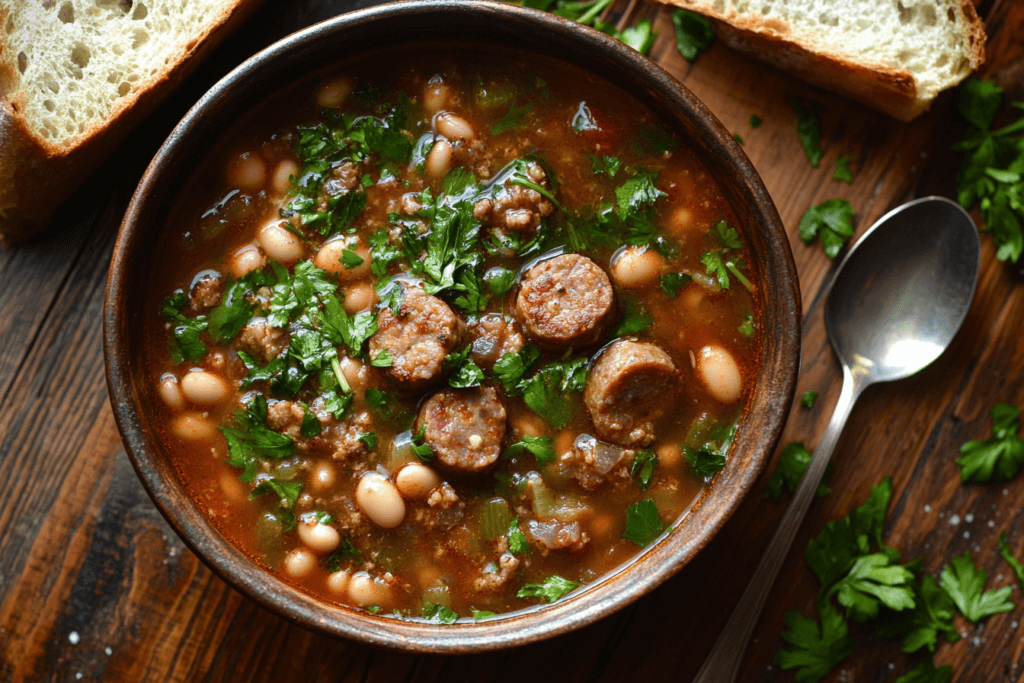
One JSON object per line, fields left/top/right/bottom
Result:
{"left": 146, "top": 50, "right": 759, "bottom": 621}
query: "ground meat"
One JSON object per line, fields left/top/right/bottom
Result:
{"left": 561, "top": 434, "right": 633, "bottom": 490}
{"left": 515, "top": 253, "right": 615, "bottom": 350}
{"left": 525, "top": 519, "right": 589, "bottom": 552}
{"left": 417, "top": 385, "right": 506, "bottom": 474}
{"left": 473, "top": 552, "right": 520, "bottom": 593}
{"left": 475, "top": 162, "right": 554, "bottom": 232}
{"left": 468, "top": 314, "right": 525, "bottom": 369}
{"left": 322, "top": 161, "right": 359, "bottom": 197}
{"left": 188, "top": 272, "right": 223, "bottom": 313}
{"left": 267, "top": 400, "right": 306, "bottom": 440}
{"left": 368, "top": 287, "right": 466, "bottom": 392}
{"left": 427, "top": 482, "right": 460, "bottom": 508}
{"left": 584, "top": 340, "right": 677, "bottom": 447}
{"left": 237, "top": 317, "right": 290, "bottom": 363}
{"left": 312, "top": 409, "right": 373, "bottom": 461}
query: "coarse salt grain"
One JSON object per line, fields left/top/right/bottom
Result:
{"left": 949, "top": 514, "right": 961, "bottom": 526}
{"left": 68, "top": 632, "right": 79, "bottom": 645}
{"left": 966, "top": 513, "right": 975, "bottom": 523}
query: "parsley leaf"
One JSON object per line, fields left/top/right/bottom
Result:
{"left": 999, "top": 531, "right": 1024, "bottom": 592}
{"left": 162, "top": 292, "right": 208, "bottom": 364}
{"left": 493, "top": 344, "right": 541, "bottom": 393}
{"left": 519, "top": 357, "right": 588, "bottom": 429}
{"left": 490, "top": 98, "right": 533, "bottom": 136}
{"left": 956, "top": 403, "right": 1024, "bottom": 483}
{"left": 659, "top": 272, "right": 692, "bottom": 298}
{"left": 612, "top": 18, "right": 658, "bottom": 56}
{"left": 445, "top": 347, "right": 485, "bottom": 388}
{"left": 358, "top": 432, "right": 377, "bottom": 450}
{"left": 587, "top": 152, "right": 621, "bottom": 178}
{"left": 250, "top": 477, "right": 303, "bottom": 509}
{"left": 365, "top": 387, "right": 397, "bottom": 420}
{"left": 684, "top": 422, "right": 736, "bottom": 481}
{"left": 774, "top": 602, "right": 855, "bottom": 683}
{"left": 517, "top": 575, "right": 580, "bottom": 603}
{"left": 764, "top": 441, "right": 830, "bottom": 502}
{"left": 340, "top": 248, "right": 364, "bottom": 269}
{"left": 875, "top": 574, "right": 960, "bottom": 654}
{"left": 422, "top": 603, "right": 459, "bottom": 624}
{"left": 219, "top": 396, "right": 297, "bottom": 482}
{"left": 738, "top": 310, "right": 756, "bottom": 338}
{"left": 799, "top": 198, "right": 855, "bottom": 259}
{"left": 829, "top": 552, "right": 916, "bottom": 622}
{"left": 801, "top": 390, "right": 819, "bottom": 408}
{"left": 615, "top": 170, "right": 667, "bottom": 219}
{"left": 504, "top": 435, "right": 556, "bottom": 465}
{"left": 370, "top": 348, "right": 393, "bottom": 368}
{"left": 701, "top": 220, "right": 752, "bottom": 290}
{"left": 611, "top": 300, "right": 653, "bottom": 337}
{"left": 939, "top": 551, "right": 1015, "bottom": 622}
{"left": 507, "top": 517, "right": 530, "bottom": 556}
{"left": 750, "top": 114, "right": 763, "bottom": 128}
{"left": 787, "top": 96, "right": 824, "bottom": 168}
{"left": 833, "top": 154, "right": 855, "bottom": 183}
{"left": 622, "top": 499, "right": 665, "bottom": 548}
{"left": 893, "top": 659, "right": 953, "bottom": 683}
{"left": 732, "top": 133, "right": 744, "bottom": 145}
{"left": 411, "top": 425, "right": 435, "bottom": 462}
{"left": 484, "top": 267, "right": 517, "bottom": 299}
{"left": 322, "top": 536, "right": 361, "bottom": 572}
{"left": 471, "top": 608, "right": 497, "bottom": 619}
{"left": 671, "top": 9, "right": 715, "bottom": 62}
{"left": 630, "top": 449, "right": 658, "bottom": 491}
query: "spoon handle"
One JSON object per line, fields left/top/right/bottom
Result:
{"left": 692, "top": 365, "right": 865, "bottom": 683}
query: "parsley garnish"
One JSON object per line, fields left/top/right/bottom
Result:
{"left": 833, "top": 154, "right": 855, "bottom": 183}
{"left": 829, "top": 552, "right": 916, "bottom": 622}
{"left": 630, "top": 450, "right": 658, "bottom": 491}
{"left": 411, "top": 425, "right": 435, "bottom": 462}
{"left": 671, "top": 9, "right": 714, "bottom": 62}
{"left": 787, "top": 96, "right": 823, "bottom": 167}
{"left": 161, "top": 291, "right": 208, "bottom": 364}
{"left": 738, "top": 311, "right": 756, "bottom": 338}
{"left": 340, "top": 248, "right": 364, "bottom": 269}
{"left": 611, "top": 18, "right": 658, "bottom": 56}
{"left": 300, "top": 404, "right": 322, "bottom": 438}
{"left": 370, "top": 348, "right": 393, "bottom": 368}
{"left": 250, "top": 477, "right": 303, "bottom": 509}
{"left": 587, "top": 152, "right": 621, "bottom": 178}
{"left": 801, "top": 390, "right": 819, "bottom": 408}
{"left": 615, "top": 170, "right": 667, "bottom": 219}
{"left": 684, "top": 422, "right": 736, "bottom": 481}
{"left": 956, "top": 402, "right": 1024, "bottom": 483}
{"left": 732, "top": 133, "right": 744, "bottom": 145}
{"left": 622, "top": 499, "right": 665, "bottom": 548}
{"left": 471, "top": 608, "right": 497, "bottom": 619}
{"left": 365, "top": 387, "right": 397, "bottom": 420}
{"left": 322, "top": 536, "right": 361, "bottom": 572}
{"left": 507, "top": 517, "right": 530, "bottom": 556}
{"left": 999, "top": 531, "right": 1024, "bottom": 592}
{"left": 700, "top": 220, "right": 752, "bottom": 291}
{"left": 517, "top": 575, "right": 580, "bottom": 603}
{"left": 422, "top": 603, "right": 459, "bottom": 624}
{"left": 484, "top": 267, "right": 516, "bottom": 299}
{"left": 358, "top": 432, "right": 377, "bottom": 450}
{"left": 659, "top": 272, "right": 692, "bottom": 298}
{"left": 519, "top": 357, "right": 588, "bottom": 429}
{"left": 750, "top": 114, "right": 763, "bottom": 128}
{"left": 493, "top": 344, "right": 541, "bottom": 393}
{"left": 764, "top": 442, "right": 830, "bottom": 502}
{"left": 875, "top": 574, "right": 960, "bottom": 654}
{"left": 775, "top": 602, "right": 856, "bottom": 682}
{"left": 219, "top": 396, "right": 297, "bottom": 482}
{"left": 444, "top": 347, "right": 485, "bottom": 388}
{"left": 504, "top": 435, "right": 556, "bottom": 465}
{"left": 490, "top": 98, "right": 533, "bottom": 135}
{"left": 799, "top": 198, "right": 855, "bottom": 259}
{"left": 611, "top": 300, "right": 653, "bottom": 337}
{"left": 939, "top": 551, "right": 1015, "bottom": 622}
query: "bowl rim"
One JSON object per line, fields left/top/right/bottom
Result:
{"left": 104, "top": 0, "right": 800, "bottom": 653}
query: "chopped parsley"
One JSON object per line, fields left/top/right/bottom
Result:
{"left": 893, "top": 660, "right": 953, "bottom": 683}
{"left": 630, "top": 450, "right": 658, "bottom": 491}
{"left": 493, "top": 344, "right": 541, "bottom": 393}
{"left": 610, "top": 18, "right": 658, "bottom": 56}
{"left": 750, "top": 114, "right": 763, "bottom": 128}
{"left": 738, "top": 311, "right": 756, "bottom": 338}
{"left": 250, "top": 477, "right": 303, "bottom": 509}
{"left": 684, "top": 422, "right": 736, "bottom": 481}
{"left": 611, "top": 300, "right": 654, "bottom": 337}
{"left": 219, "top": 395, "right": 296, "bottom": 482}
{"left": 161, "top": 291, "right": 208, "bottom": 364}
{"left": 775, "top": 602, "right": 856, "bottom": 682}
{"left": 322, "top": 536, "right": 361, "bottom": 572}
{"left": 504, "top": 435, "right": 556, "bottom": 465}
{"left": 340, "top": 248, "right": 364, "bottom": 269}
{"left": 507, "top": 517, "right": 530, "bottom": 556}
{"left": 622, "top": 499, "right": 665, "bottom": 548}
{"left": 358, "top": 432, "right": 378, "bottom": 450}
{"left": 875, "top": 573, "right": 960, "bottom": 654}
{"left": 833, "top": 154, "right": 855, "bottom": 183}
{"left": 411, "top": 425, "right": 436, "bottom": 462}
{"left": 787, "top": 96, "right": 823, "bottom": 167}
{"left": 801, "top": 390, "right": 819, "bottom": 408}
{"left": 490, "top": 98, "right": 533, "bottom": 135}
{"left": 484, "top": 267, "right": 516, "bottom": 299}
{"left": 828, "top": 552, "right": 916, "bottom": 622}
{"left": 671, "top": 8, "right": 715, "bottom": 62}
{"left": 422, "top": 603, "right": 459, "bottom": 624}
{"left": 998, "top": 531, "right": 1024, "bottom": 592}
{"left": 732, "top": 133, "right": 744, "bottom": 145}
{"left": 444, "top": 347, "right": 485, "bottom": 388}
{"left": 615, "top": 170, "right": 667, "bottom": 219}
{"left": 764, "top": 441, "right": 831, "bottom": 502}
{"left": 471, "top": 608, "right": 497, "bottom": 619}
{"left": 956, "top": 402, "right": 1024, "bottom": 483}
{"left": 587, "top": 152, "right": 621, "bottom": 178}
{"left": 700, "top": 220, "right": 752, "bottom": 291}
{"left": 939, "top": 552, "right": 1015, "bottom": 622}
{"left": 659, "top": 272, "right": 692, "bottom": 298}
{"left": 517, "top": 575, "right": 580, "bottom": 603}
{"left": 370, "top": 348, "right": 393, "bottom": 368}
{"left": 799, "top": 198, "right": 855, "bottom": 259}
{"left": 519, "top": 357, "right": 588, "bottom": 429}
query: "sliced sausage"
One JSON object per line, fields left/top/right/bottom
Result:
{"left": 368, "top": 287, "right": 466, "bottom": 392}
{"left": 468, "top": 313, "right": 525, "bottom": 369}
{"left": 515, "top": 253, "right": 615, "bottom": 350}
{"left": 417, "top": 385, "right": 507, "bottom": 474}
{"left": 584, "top": 340, "right": 677, "bottom": 447}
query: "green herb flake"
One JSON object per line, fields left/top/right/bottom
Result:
{"left": 504, "top": 435, "right": 556, "bottom": 465}
{"left": 612, "top": 300, "right": 654, "bottom": 337}
{"left": 940, "top": 551, "right": 1015, "bottom": 622}
{"left": 322, "top": 537, "right": 361, "bottom": 572}
{"left": 250, "top": 477, "right": 303, "bottom": 508}
{"left": 493, "top": 344, "right": 541, "bottom": 393}
{"left": 485, "top": 268, "right": 517, "bottom": 299}
{"left": 422, "top": 603, "right": 459, "bottom": 624}
{"left": 787, "top": 96, "right": 823, "bottom": 168}
{"left": 490, "top": 99, "right": 534, "bottom": 136}
{"left": 833, "top": 154, "right": 855, "bottom": 183}
{"left": 671, "top": 8, "right": 715, "bottom": 62}
{"left": 799, "top": 198, "right": 855, "bottom": 259}
{"left": 340, "top": 248, "right": 364, "bottom": 269}
{"left": 517, "top": 575, "right": 580, "bottom": 603}
{"left": 659, "top": 272, "right": 692, "bottom": 298}
{"left": 613, "top": 18, "right": 658, "bottom": 56}
{"left": 411, "top": 425, "right": 436, "bottom": 462}
{"left": 764, "top": 441, "right": 830, "bottom": 502}
{"left": 738, "top": 311, "right": 756, "bottom": 338}
{"left": 732, "top": 133, "right": 745, "bottom": 145}
{"left": 622, "top": 499, "right": 665, "bottom": 548}
{"left": 300, "top": 405, "right": 322, "bottom": 438}
{"left": 358, "top": 432, "right": 378, "bottom": 451}
{"left": 587, "top": 152, "right": 622, "bottom": 178}
{"left": 750, "top": 114, "right": 764, "bottom": 128}
{"left": 370, "top": 348, "right": 394, "bottom": 368}
{"left": 615, "top": 170, "right": 667, "bottom": 219}
{"left": 801, "top": 390, "right": 819, "bottom": 408}
{"left": 507, "top": 517, "right": 530, "bottom": 556}
{"left": 774, "top": 602, "right": 855, "bottom": 682}
{"left": 630, "top": 450, "right": 658, "bottom": 491}
{"left": 956, "top": 403, "right": 1024, "bottom": 483}
{"left": 471, "top": 608, "right": 497, "bottom": 619}
{"left": 519, "top": 357, "right": 588, "bottom": 429}
{"left": 829, "top": 552, "right": 916, "bottom": 623}
{"left": 999, "top": 531, "right": 1024, "bottom": 593}
{"left": 874, "top": 574, "right": 960, "bottom": 654}
{"left": 219, "top": 396, "right": 297, "bottom": 482}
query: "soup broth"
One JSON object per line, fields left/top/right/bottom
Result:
{"left": 147, "top": 50, "right": 759, "bottom": 621}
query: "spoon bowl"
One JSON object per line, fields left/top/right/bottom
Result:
{"left": 694, "top": 195, "right": 980, "bottom": 682}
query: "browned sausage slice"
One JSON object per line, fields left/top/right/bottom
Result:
{"left": 368, "top": 287, "right": 465, "bottom": 392}
{"left": 515, "top": 253, "right": 615, "bottom": 350}
{"left": 584, "top": 339, "right": 677, "bottom": 447}
{"left": 417, "top": 385, "right": 507, "bottom": 473}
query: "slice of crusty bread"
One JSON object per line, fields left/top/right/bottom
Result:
{"left": 0, "top": 0, "right": 262, "bottom": 245}
{"left": 657, "top": 0, "right": 986, "bottom": 122}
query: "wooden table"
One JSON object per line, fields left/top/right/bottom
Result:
{"left": 3, "top": 0, "right": 1023, "bottom": 680}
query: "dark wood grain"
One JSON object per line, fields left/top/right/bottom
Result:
{"left": 1, "top": 0, "right": 1023, "bottom": 681}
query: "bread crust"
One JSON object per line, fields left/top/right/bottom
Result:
{"left": 658, "top": 0, "right": 986, "bottom": 122}
{"left": 0, "top": 0, "right": 264, "bottom": 245}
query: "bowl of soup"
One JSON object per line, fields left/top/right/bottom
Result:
{"left": 104, "top": 0, "right": 800, "bottom": 651}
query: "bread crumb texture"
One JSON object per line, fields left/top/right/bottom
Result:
{"left": 677, "top": 0, "right": 982, "bottom": 101}
{"left": 1, "top": 0, "right": 233, "bottom": 147}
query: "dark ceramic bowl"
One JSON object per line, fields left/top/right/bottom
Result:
{"left": 104, "top": 0, "right": 800, "bottom": 652}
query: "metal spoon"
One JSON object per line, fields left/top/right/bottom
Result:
{"left": 693, "top": 196, "right": 981, "bottom": 683}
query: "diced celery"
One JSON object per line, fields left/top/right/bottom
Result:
{"left": 480, "top": 498, "right": 512, "bottom": 539}
{"left": 683, "top": 412, "right": 716, "bottom": 449}
{"left": 385, "top": 430, "right": 416, "bottom": 471}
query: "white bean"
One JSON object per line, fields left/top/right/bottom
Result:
{"left": 314, "top": 238, "right": 371, "bottom": 280}
{"left": 422, "top": 76, "right": 450, "bottom": 116}
{"left": 258, "top": 220, "right": 305, "bottom": 264}
{"left": 170, "top": 412, "right": 218, "bottom": 441}
{"left": 316, "top": 76, "right": 355, "bottom": 108}
{"left": 227, "top": 152, "right": 266, "bottom": 193}
{"left": 310, "top": 462, "right": 336, "bottom": 493}
{"left": 327, "top": 570, "right": 351, "bottom": 595}
{"left": 219, "top": 472, "right": 248, "bottom": 503}
{"left": 696, "top": 345, "right": 742, "bottom": 404}
{"left": 342, "top": 281, "right": 376, "bottom": 315}
{"left": 270, "top": 159, "right": 299, "bottom": 196}
{"left": 656, "top": 442, "right": 682, "bottom": 468}
{"left": 356, "top": 472, "right": 406, "bottom": 529}
{"left": 180, "top": 369, "right": 231, "bottom": 406}
{"left": 425, "top": 139, "right": 452, "bottom": 181}
{"left": 434, "top": 112, "right": 474, "bottom": 141}
{"left": 347, "top": 571, "right": 390, "bottom": 607}
{"left": 338, "top": 356, "right": 367, "bottom": 391}
{"left": 228, "top": 243, "right": 266, "bottom": 278}
{"left": 671, "top": 206, "right": 695, "bottom": 233}
{"left": 395, "top": 463, "right": 441, "bottom": 500}
{"left": 610, "top": 246, "right": 665, "bottom": 288}
{"left": 298, "top": 520, "right": 342, "bottom": 554}
{"left": 158, "top": 374, "right": 186, "bottom": 410}
{"left": 284, "top": 548, "right": 317, "bottom": 578}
